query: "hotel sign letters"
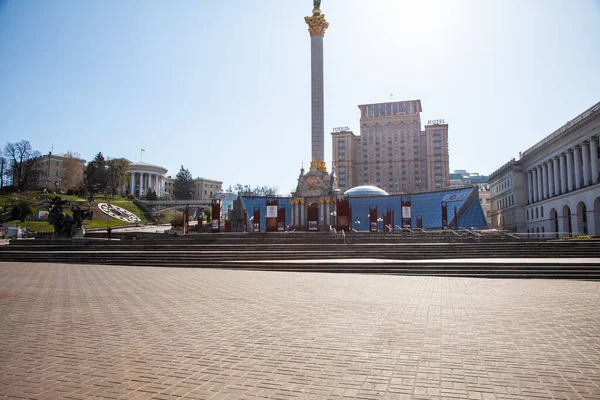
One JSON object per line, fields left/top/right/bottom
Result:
{"left": 332, "top": 126, "right": 350, "bottom": 132}
{"left": 428, "top": 119, "right": 446, "bottom": 125}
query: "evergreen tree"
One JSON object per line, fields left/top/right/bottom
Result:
{"left": 174, "top": 165, "right": 194, "bottom": 200}
{"left": 84, "top": 152, "right": 107, "bottom": 195}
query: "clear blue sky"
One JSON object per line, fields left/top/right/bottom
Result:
{"left": 1, "top": 0, "right": 599, "bottom": 194}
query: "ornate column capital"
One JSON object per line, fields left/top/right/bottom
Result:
{"left": 305, "top": 14, "right": 329, "bottom": 37}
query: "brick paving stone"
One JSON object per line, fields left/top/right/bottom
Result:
{"left": 1, "top": 261, "right": 599, "bottom": 399}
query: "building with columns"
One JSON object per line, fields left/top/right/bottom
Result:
{"left": 489, "top": 101, "right": 600, "bottom": 237}
{"left": 128, "top": 162, "right": 168, "bottom": 197}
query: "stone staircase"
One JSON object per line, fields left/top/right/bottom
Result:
{"left": 1, "top": 232, "right": 599, "bottom": 279}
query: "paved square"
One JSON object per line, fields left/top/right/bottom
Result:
{"left": 1, "top": 262, "right": 599, "bottom": 399}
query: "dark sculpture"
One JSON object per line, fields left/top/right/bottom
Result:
{"left": 314, "top": 0, "right": 321, "bottom": 9}
{"left": 48, "top": 196, "right": 93, "bottom": 238}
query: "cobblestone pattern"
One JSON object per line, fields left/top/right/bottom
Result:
{"left": 1, "top": 262, "right": 599, "bottom": 399}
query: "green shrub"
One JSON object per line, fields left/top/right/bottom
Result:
{"left": 10, "top": 201, "right": 35, "bottom": 221}
{"left": 170, "top": 217, "right": 184, "bottom": 227}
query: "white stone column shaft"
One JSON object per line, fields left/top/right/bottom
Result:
{"left": 574, "top": 146, "right": 582, "bottom": 189}
{"left": 560, "top": 153, "right": 568, "bottom": 194}
{"left": 311, "top": 35, "right": 325, "bottom": 163}
{"left": 130, "top": 172, "right": 135, "bottom": 196}
{"left": 566, "top": 151, "right": 574, "bottom": 192}
{"left": 531, "top": 168, "right": 538, "bottom": 203}
{"left": 319, "top": 201, "right": 324, "bottom": 226}
{"left": 527, "top": 171, "right": 533, "bottom": 204}
{"left": 591, "top": 137, "right": 599, "bottom": 185}
{"left": 300, "top": 203, "right": 305, "bottom": 227}
{"left": 553, "top": 158, "right": 560, "bottom": 196}
{"left": 547, "top": 161, "right": 554, "bottom": 199}
{"left": 534, "top": 167, "right": 541, "bottom": 202}
{"left": 541, "top": 163, "right": 548, "bottom": 199}
{"left": 582, "top": 141, "right": 591, "bottom": 186}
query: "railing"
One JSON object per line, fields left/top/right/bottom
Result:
{"left": 464, "top": 229, "right": 482, "bottom": 237}
{"left": 522, "top": 101, "right": 600, "bottom": 157}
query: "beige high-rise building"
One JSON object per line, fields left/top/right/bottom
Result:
{"left": 331, "top": 100, "right": 450, "bottom": 193}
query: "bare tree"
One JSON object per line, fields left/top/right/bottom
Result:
{"left": 229, "top": 183, "right": 279, "bottom": 196}
{"left": 4, "top": 140, "right": 41, "bottom": 191}
{"left": 59, "top": 151, "right": 84, "bottom": 191}
{"left": 0, "top": 156, "right": 7, "bottom": 189}
{"left": 106, "top": 158, "right": 130, "bottom": 196}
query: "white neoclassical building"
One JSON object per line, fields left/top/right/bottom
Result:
{"left": 490, "top": 101, "right": 600, "bottom": 237}
{"left": 127, "top": 162, "right": 168, "bottom": 197}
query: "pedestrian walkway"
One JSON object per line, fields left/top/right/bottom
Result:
{"left": 0, "top": 262, "right": 599, "bottom": 399}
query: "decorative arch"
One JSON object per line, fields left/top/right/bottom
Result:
{"left": 576, "top": 201, "right": 588, "bottom": 235}
{"left": 561, "top": 205, "right": 572, "bottom": 237}
{"left": 550, "top": 208, "right": 558, "bottom": 239}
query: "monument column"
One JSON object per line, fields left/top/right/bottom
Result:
{"left": 305, "top": 1, "right": 329, "bottom": 172}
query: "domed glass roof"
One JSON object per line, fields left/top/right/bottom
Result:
{"left": 344, "top": 185, "right": 389, "bottom": 196}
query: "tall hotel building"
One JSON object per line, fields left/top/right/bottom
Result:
{"left": 332, "top": 100, "right": 450, "bottom": 194}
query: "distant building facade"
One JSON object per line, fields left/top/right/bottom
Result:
{"left": 488, "top": 159, "right": 526, "bottom": 232}
{"left": 331, "top": 100, "right": 450, "bottom": 194}
{"left": 37, "top": 152, "right": 86, "bottom": 191}
{"left": 449, "top": 170, "right": 489, "bottom": 189}
{"left": 490, "top": 101, "right": 600, "bottom": 236}
{"left": 163, "top": 175, "right": 222, "bottom": 201}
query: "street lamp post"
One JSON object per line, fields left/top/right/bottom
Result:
{"left": 355, "top": 220, "right": 360, "bottom": 231}
{"left": 330, "top": 211, "right": 337, "bottom": 230}
{"left": 377, "top": 217, "right": 383, "bottom": 232}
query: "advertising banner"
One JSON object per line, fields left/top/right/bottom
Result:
{"left": 401, "top": 197, "right": 412, "bottom": 228}
{"left": 369, "top": 207, "right": 378, "bottom": 232}
{"left": 266, "top": 205, "right": 278, "bottom": 218}
{"left": 265, "top": 200, "right": 278, "bottom": 232}
{"left": 442, "top": 193, "right": 469, "bottom": 202}
{"left": 401, "top": 206, "right": 411, "bottom": 219}
{"left": 211, "top": 202, "right": 221, "bottom": 233}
